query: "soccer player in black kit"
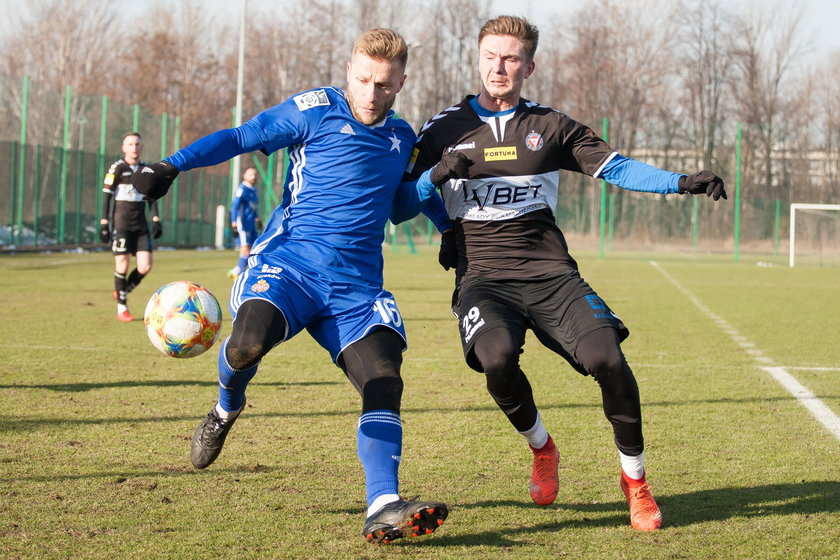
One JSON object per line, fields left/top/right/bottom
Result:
{"left": 406, "top": 15, "right": 726, "bottom": 531}
{"left": 100, "top": 132, "right": 162, "bottom": 321}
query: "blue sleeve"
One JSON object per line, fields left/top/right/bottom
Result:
{"left": 230, "top": 187, "right": 242, "bottom": 222}
{"left": 421, "top": 192, "right": 452, "bottom": 233}
{"left": 598, "top": 154, "right": 683, "bottom": 194}
{"left": 390, "top": 168, "right": 437, "bottom": 224}
{"left": 165, "top": 97, "right": 310, "bottom": 172}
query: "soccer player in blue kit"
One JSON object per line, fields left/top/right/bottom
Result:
{"left": 228, "top": 166, "right": 261, "bottom": 278}
{"left": 133, "top": 28, "right": 450, "bottom": 544}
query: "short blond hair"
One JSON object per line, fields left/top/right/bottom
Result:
{"left": 352, "top": 28, "right": 408, "bottom": 68}
{"left": 478, "top": 16, "right": 539, "bottom": 61}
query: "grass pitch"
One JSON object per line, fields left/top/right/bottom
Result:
{"left": 1, "top": 247, "right": 838, "bottom": 559}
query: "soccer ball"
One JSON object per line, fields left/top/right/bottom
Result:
{"left": 144, "top": 281, "right": 223, "bottom": 358}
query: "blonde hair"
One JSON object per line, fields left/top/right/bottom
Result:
{"left": 352, "top": 28, "right": 408, "bottom": 68}
{"left": 478, "top": 16, "right": 539, "bottom": 61}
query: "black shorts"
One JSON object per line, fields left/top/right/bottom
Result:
{"left": 111, "top": 230, "right": 152, "bottom": 255}
{"left": 451, "top": 271, "right": 629, "bottom": 374}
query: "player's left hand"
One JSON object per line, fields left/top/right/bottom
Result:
{"left": 133, "top": 160, "right": 179, "bottom": 200}
{"left": 438, "top": 229, "right": 457, "bottom": 271}
{"left": 255, "top": 217, "right": 263, "bottom": 233}
{"left": 151, "top": 221, "right": 163, "bottom": 239}
{"left": 430, "top": 152, "right": 474, "bottom": 187}
{"left": 99, "top": 223, "right": 111, "bottom": 244}
{"left": 678, "top": 170, "right": 727, "bottom": 200}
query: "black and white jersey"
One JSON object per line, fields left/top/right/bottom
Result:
{"left": 407, "top": 95, "right": 616, "bottom": 282}
{"left": 102, "top": 159, "right": 158, "bottom": 231}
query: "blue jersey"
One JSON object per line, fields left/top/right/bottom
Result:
{"left": 167, "top": 87, "right": 417, "bottom": 288}
{"left": 230, "top": 181, "right": 259, "bottom": 232}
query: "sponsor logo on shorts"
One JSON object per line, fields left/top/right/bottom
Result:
{"left": 260, "top": 264, "right": 283, "bottom": 275}
{"left": 293, "top": 89, "right": 330, "bottom": 111}
{"left": 484, "top": 146, "right": 517, "bottom": 161}
{"left": 525, "top": 131, "right": 544, "bottom": 151}
{"left": 251, "top": 279, "right": 270, "bottom": 293}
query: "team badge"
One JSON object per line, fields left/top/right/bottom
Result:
{"left": 293, "top": 89, "right": 330, "bottom": 111}
{"left": 525, "top": 131, "right": 544, "bottom": 151}
{"left": 251, "top": 279, "right": 270, "bottom": 293}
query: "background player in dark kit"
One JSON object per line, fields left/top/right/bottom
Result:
{"left": 100, "top": 131, "right": 162, "bottom": 322}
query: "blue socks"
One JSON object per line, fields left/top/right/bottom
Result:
{"left": 217, "top": 337, "right": 258, "bottom": 412}
{"left": 237, "top": 255, "right": 248, "bottom": 273}
{"left": 357, "top": 410, "right": 402, "bottom": 508}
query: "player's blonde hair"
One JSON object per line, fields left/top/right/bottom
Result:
{"left": 478, "top": 15, "right": 539, "bottom": 61}
{"left": 352, "top": 28, "right": 409, "bottom": 68}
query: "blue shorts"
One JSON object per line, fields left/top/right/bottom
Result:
{"left": 235, "top": 228, "right": 259, "bottom": 247}
{"left": 229, "top": 253, "right": 407, "bottom": 363}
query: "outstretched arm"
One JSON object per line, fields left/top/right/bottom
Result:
{"left": 598, "top": 154, "right": 726, "bottom": 200}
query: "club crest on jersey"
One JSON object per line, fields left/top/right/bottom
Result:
{"left": 293, "top": 89, "right": 330, "bottom": 111}
{"left": 251, "top": 279, "right": 270, "bottom": 293}
{"left": 484, "top": 146, "right": 517, "bottom": 161}
{"left": 525, "top": 131, "right": 544, "bottom": 151}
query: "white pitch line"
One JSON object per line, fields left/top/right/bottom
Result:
{"left": 650, "top": 260, "right": 840, "bottom": 444}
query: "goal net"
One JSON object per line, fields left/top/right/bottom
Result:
{"left": 789, "top": 203, "right": 840, "bottom": 267}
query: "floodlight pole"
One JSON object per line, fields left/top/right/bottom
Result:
{"left": 231, "top": 0, "right": 247, "bottom": 200}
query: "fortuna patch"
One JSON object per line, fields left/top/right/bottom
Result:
{"left": 251, "top": 279, "right": 270, "bottom": 293}
{"left": 293, "top": 89, "right": 330, "bottom": 111}
{"left": 525, "top": 131, "right": 544, "bottom": 151}
{"left": 484, "top": 146, "right": 517, "bottom": 161}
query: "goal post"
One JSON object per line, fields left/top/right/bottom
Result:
{"left": 789, "top": 203, "right": 840, "bottom": 267}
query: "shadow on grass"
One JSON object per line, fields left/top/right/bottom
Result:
{"left": 379, "top": 481, "right": 840, "bottom": 547}
{"left": 0, "top": 379, "right": 341, "bottom": 392}
{"left": 0, "top": 394, "right": 830, "bottom": 433}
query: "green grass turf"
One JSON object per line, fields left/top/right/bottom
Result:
{"left": 1, "top": 248, "right": 838, "bottom": 559}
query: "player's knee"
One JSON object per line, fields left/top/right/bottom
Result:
{"left": 473, "top": 331, "right": 519, "bottom": 377}
{"left": 225, "top": 341, "right": 265, "bottom": 370}
{"left": 137, "top": 263, "right": 152, "bottom": 275}
{"left": 361, "top": 376, "right": 403, "bottom": 412}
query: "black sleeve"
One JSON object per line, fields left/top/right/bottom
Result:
{"left": 555, "top": 115, "right": 616, "bottom": 177}
{"left": 101, "top": 161, "right": 121, "bottom": 221}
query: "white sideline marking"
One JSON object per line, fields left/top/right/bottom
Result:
{"left": 650, "top": 260, "right": 840, "bottom": 443}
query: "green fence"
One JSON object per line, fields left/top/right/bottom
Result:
{"left": 2, "top": 74, "right": 837, "bottom": 258}
{"left": 0, "top": 75, "right": 287, "bottom": 250}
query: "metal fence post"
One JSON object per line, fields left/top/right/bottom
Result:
{"left": 15, "top": 75, "right": 29, "bottom": 246}
{"left": 58, "top": 85, "right": 72, "bottom": 244}
{"left": 734, "top": 122, "right": 742, "bottom": 263}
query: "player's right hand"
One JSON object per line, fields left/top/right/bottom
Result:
{"left": 438, "top": 229, "right": 457, "bottom": 271}
{"left": 132, "top": 160, "right": 179, "bottom": 200}
{"left": 430, "top": 152, "right": 474, "bottom": 187}
{"left": 231, "top": 224, "right": 238, "bottom": 237}
{"left": 99, "top": 223, "right": 111, "bottom": 244}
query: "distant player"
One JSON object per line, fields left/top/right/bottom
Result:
{"left": 100, "top": 132, "right": 162, "bottom": 322}
{"left": 228, "top": 166, "right": 261, "bottom": 278}
{"left": 132, "top": 28, "right": 451, "bottom": 544}
{"left": 403, "top": 16, "right": 727, "bottom": 531}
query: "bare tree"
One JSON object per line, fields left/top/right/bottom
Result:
{"left": 730, "top": 1, "right": 808, "bottom": 199}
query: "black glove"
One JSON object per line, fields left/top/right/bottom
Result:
{"left": 231, "top": 224, "right": 239, "bottom": 238}
{"left": 678, "top": 170, "right": 727, "bottom": 201}
{"left": 255, "top": 217, "right": 263, "bottom": 233}
{"left": 99, "top": 223, "right": 111, "bottom": 244}
{"left": 151, "top": 221, "right": 163, "bottom": 239}
{"left": 438, "top": 230, "right": 458, "bottom": 271}
{"left": 132, "top": 161, "right": 179, "bottom": 200}
{"left": 429, "top": 152, "right": 473, "bottom": 187}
